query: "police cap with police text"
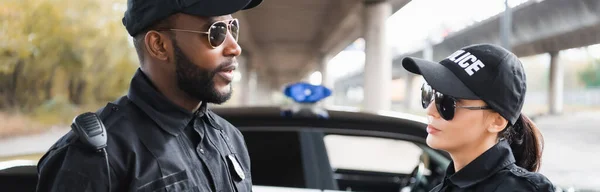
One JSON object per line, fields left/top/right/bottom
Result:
{"left": 122, "top": 0, "right": 262, "bottom": 36}
{"left": 401, "top": 44, "right": 527, "bottom": 125}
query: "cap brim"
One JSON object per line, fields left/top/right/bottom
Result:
{"left": 243, "top": 0, "right": 262, "bottom": 10}
{"left": 182, "top": 0, "right": 261, "bottom": 17}
{"left": 402, "top": 57, "right": 479, "bottom": 99}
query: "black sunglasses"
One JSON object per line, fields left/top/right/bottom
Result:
{"left": 421, "top": 83, "right": 492, "bottom": 120}
{"left": 162, "top": 19, "right": 239, "bottom": 48}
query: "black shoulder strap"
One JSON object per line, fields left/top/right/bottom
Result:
{"left": 96, "top": 96, "right": 130, "bottom": 130}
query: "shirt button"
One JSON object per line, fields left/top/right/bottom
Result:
{"left": 199, "top": 149, "right": 205, "bottom": 154}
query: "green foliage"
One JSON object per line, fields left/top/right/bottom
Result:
{"left": 0, "top": 0, "right": 138, "bottom": 115}
{"left": 578, "top": 59, "right": 600, "bottom": 88}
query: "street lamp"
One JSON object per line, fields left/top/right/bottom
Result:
{"left": 500, "top": 0, "right": 513, "bottom": 50}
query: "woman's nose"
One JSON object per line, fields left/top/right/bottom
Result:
{"left": 426, "top": 101, "right": 440, "bottom": 119}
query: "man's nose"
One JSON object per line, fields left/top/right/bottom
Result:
{"left": 222, "top": 32, "right": 241, "bottom": 57}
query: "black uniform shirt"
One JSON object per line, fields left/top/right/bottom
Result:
{"left": 430, "top": 139, "right": 555, "bottom": 192}
{"left": 36, "top": 69, "right": 252, "bottom": 192}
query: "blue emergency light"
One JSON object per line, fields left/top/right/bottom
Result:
{"left": 283, "top": 82, "right": 331, "bottom": 103}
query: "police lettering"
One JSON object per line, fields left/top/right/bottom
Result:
{"left": 447, "top": 50, "right": 486, "bottom": 76}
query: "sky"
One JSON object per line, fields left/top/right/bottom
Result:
{"left": 324, "top": 0, "right": 534, "bottom": 85}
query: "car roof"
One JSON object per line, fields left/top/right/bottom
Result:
{"left": 211, "top": 106, "right": 429, "bottom": 143}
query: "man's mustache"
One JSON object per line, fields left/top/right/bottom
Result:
{"left": 211, "top": 60, "right": 236, "bottom": 75}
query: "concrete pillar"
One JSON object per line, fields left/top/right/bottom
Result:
{"left": 238, "top": 55, "right": 250, "bottom": 106}
{"left": 240, "top": 54, "right": 261, "bottom": 106}
{"left": 548, "top": 51, "right": 563, "bottom": 114}
{"left": 254, "top": 74, "right": 271, "bottom": 106}
{"left": 320, "top": 56, "right": 330, "bottom": 88}
{"left": 320, "top": 56, "right": 333, "bottom": 106}
{"left": 404, "top": 37, "right": 433, "bottom": 111}
{"left": 404, "top": 72, "right": 414, "bottom": 111}
{"left": 242, "top": 68, "right": 257, "bottom": 106}
{"left": 363, "top": 0, "right": 392, "bottom": 113}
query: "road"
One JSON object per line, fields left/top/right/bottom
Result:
{"left": 0, "top": 126, "right": 69, "bottom": 158}
{"left": 535, "top": 111, "right": 600, "bottom": 191}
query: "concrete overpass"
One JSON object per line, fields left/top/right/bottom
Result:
{"left": 334, "top": 0, "right": 600, "bottom": 114}
{"left": 231, "top": 0, "right": 412, "bottom": 111}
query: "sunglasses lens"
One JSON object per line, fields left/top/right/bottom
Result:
{"left": 231, "top": 19, "right": 239, "bottom": 41}
{"left": 435, "top": 92, "right": 456, "bottom": 120}
{"left": 421, "top": 84, "right": 433, "bottom": 109}
{"left": 209, "top": 22, "right": 228, "bottom": 47}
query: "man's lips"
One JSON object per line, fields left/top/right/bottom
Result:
{"left": 217, "top": 63, "right": 237, "bottom": 82}
{"left": 220, "top": 63, "right": 237, "bottom": 71}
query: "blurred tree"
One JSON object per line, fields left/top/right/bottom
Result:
{"left": 578, "top": 59, "right": 600, "bottom": 88}
{"left": 0, "top": 0, "right": 137, "bottom": 113}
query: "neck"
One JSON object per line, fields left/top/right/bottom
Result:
{"left": 142, "top": 66, "right": 201, "bottom": 112}
{"left": 448, "top": 136, "right": 498, "bottom": 172}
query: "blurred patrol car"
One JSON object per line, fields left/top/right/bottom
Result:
{"left": 0, "top": 83, "right": 577, "bottom": 192}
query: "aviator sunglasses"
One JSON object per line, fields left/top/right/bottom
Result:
{"left": 421, "top": 83, "right": 492, "bottom": 120}
{"left": 160, "top": 19, "right": 239, "bottom": 48}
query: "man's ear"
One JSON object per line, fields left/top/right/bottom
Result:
{"left": 487, "top": 112, "right": 508, "bottom": 134}
{"left": 144, "top": 31, "right": 170, "bottom": 61}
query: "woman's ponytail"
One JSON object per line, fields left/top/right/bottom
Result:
{"left": 500, "top": 114, "right": 544, "bottom": 172}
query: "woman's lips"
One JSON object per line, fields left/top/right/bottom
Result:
{"left": 426, "top": 125, "right": 441, "bottom": 134}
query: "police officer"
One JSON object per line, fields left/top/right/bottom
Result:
{"left": 36, "top": 0, "right": 262, "bottom": 191}
{"left": 401, "top": 44, "right": 555, "bottom": 191}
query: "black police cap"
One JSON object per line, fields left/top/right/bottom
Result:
{"left": 122, "top": 0, "right": 262, "bottom": 36}
{"left": 402, "top": 44, "right": 527, "bottom": 125}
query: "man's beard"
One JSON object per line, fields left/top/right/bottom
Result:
{"left": 173, "top": 40, "right": 232, "bottom": 104}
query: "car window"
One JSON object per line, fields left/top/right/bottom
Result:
{"left": 243, "top": 131, "right": 307, "bottom": 188}
{"left": 253, "top": 185, "right": 344, "bottom": 192}
{"left": 323, "top": 135, "right": 423, "bottom": 174}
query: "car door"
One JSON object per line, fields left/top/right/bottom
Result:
{"left": 214, "top": 107, "right": 450, "bottom": 192}
{"left": 240, "top": 129, "right": 338, "bottom": 190}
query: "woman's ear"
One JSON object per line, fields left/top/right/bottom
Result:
{"left": 487, "top": 112, "right": 508, "bottom": 134}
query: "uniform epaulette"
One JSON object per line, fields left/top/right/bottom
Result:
{"left": 95, "top": 96, "right": 130, "bottom": 130}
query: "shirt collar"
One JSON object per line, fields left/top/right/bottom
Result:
{"left": 127, "top": 68, "right": 208, "bottom": 136}
{"left": 445, "top": 139, "right": 516, "bottom": 188}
